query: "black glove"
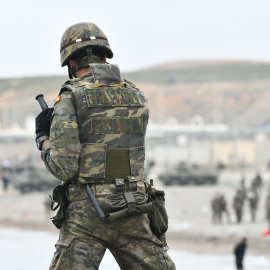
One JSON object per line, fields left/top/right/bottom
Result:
{"left": 35, "top": 108, "right": 54, "bottom": 140}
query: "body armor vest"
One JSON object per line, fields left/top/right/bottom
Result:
{"left": 64, "top": 64, "right": 149, "bottom": 184}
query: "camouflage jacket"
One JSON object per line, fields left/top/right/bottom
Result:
{"left": 41, "top": 64, "right": 149, "bottom": 183}
{"left": 211, "top": 197, "right": 222, "bottom": 211}
{"left": 233, "top": 195, "right": 244, "bottom": 209}
{"left": 267, "top": 194, "right": 270, "bottom": 211}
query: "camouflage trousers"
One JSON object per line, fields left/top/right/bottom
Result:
{"left": 212, "top": 209, "right": 222, "bottom": 224}
{"left": 49, "top": 198, "right": 175, "bottom": 270}
{"left": 235, "top": 208, "right": 243, "bottom": 223}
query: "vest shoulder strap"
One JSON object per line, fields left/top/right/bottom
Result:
{"left": 90, "top": 64, "right": 121, "bottom": 85}
{"left": 123, "top": 79, "right": 139, "bottom": 89}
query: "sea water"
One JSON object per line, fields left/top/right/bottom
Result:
{"left": 0, "top": 228, "right": 269, "bottom": 270}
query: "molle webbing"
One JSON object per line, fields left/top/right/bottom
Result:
{"left": 83, "top": 148, "right": 131, "bottom": 183}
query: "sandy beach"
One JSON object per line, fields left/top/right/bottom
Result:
{"left": 0, "top": 168, "right": 270, "bottom": 261}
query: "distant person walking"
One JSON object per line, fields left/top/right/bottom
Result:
{"left": 211, "top": 193, "right": 230, "bottom": 224}
{"left": 239, "top": 176, "right": 246, "bottom": 199}
{"left": 1, "top": 169, "right": 10, "bottom": 193}
{"left": 252, "top": 172, "right": 263, "bottom": 193}
{"left": 247, "top": 189, "right": 258, "bottom": 222}
{"left": 233, "top": 190, "right": 245, "bottom": 223}
{"left": 220, "top": 194, "right": 230, "bottom": 224}
{"left": 211, "top": 193, "right": 222, "bottom": 224}
{"left": 266, "top": 190, "right": 270, "bottom": 227}
{"left": 234, "top": 238, "right": 247, "bottom": 270}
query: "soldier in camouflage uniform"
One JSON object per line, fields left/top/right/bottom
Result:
{"left": 211, "top": 193, "right": 230, "bottom": 224}
{"left": 220, "top": 194, "right": 230, "bottom": 224}
{"left": 266, "top": 189, "right": 270, "bottom": 226}
{"left": 35, "top": 22, "right": 175, "bottom": 270}
{"left": 233, "top": 189, "right": 245, "bottom": 223}
{"left": 247, "top": 189, "right": 258, "bottom": 222}
{"left": 239, "top": 176, "right": 246, "bottom": 200}
{"left": 211, "top": 193, "right": 222, "bottom": 224}
{"left": 251, "top": 172, "right": 263, "bottom": 194}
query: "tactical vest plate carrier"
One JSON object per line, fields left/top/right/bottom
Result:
{"left": 65, "top": 64, "right": 149, "bottom": 184}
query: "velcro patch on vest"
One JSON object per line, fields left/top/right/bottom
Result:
{"left": 90, "top": 117, "right": 144, "bottom": 134}
{"left": 84, "top": 88, "right": 143, "bottom": 107}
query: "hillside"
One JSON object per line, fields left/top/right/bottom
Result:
{"left": 1, "top": 60, "right": 270, "bottom": 129}
{"left": 124, "top": 60, "right": 270, "bottom": 84}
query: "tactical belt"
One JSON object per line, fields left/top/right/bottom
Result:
{"left": 68, "top": 178, "right": 146, "bottom": 202}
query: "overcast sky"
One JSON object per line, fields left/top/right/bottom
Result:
{"left": 1, "top": 0, "right": 270, "bottom": 78}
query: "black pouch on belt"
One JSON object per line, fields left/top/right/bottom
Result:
{"left": 50, "top": 182, "right": 69, "bottom": 229}
{"left": 145, "top": 180, "right": 169, "bottom": 240}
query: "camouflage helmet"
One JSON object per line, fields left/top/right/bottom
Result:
{"left": 60, "top": 22, "right": 113, "bottom": 67}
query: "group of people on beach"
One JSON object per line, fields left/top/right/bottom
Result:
{"left": 211, "top": 172, "right": 270, "bottom": 226}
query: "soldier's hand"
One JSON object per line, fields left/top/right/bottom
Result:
{"left": 35, "top": 108, "right": 54, "bottom": 139}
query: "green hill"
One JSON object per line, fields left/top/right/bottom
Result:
{"left": 123, "top": 60, "right": 270, "bottom": 84}
{"left": 1, "top": 60, "right": 270, "bottom": 129}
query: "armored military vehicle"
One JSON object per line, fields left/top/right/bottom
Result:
{"left": 13, "top": 167, "right": 61, "bottom": 193}
{"left": 159, "top": 163, "right": 219, "bottom": 186}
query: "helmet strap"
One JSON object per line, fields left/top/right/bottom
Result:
{"left": 87, "top": 48, "right": 94, "bottom": 63}
{"left": 69, "top": 62, "right": 79, "bottom": 78}
{"left": 68, "top": 66, "right": 74, "bottom": 79}
{"left": 68, "top": 48, "right": 104, "bottom": 78}
{"left": 85, "top": 48, "right": 104, "bottom": 65}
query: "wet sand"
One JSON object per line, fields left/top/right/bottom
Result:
{"left": 0, "top": 169, "right": 270, "bottom": 260}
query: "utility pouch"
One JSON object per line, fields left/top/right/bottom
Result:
{"left": 103, "top": 191, "right": 148, "bottom": 213}
{"left": 102, "top": 191, "right": 152, "bottom": 223}
{"left": 50, "top": 182, "right": 69, "bottom": 229}
{"left": 145, "top": 180, "right": 169, "bottom": 240}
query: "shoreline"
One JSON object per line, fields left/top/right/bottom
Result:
{"left": 1, "top": 219, "right": 269, "bottom": 261}
{"left": 1, "top": 178, "right": 270, "bottom": 263}
{"left": 166, "top": 231, "right": 270, "bottom": 260}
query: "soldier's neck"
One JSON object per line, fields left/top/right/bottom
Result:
{"left": 75, "top": 66, "right": 92, "bottom": 78}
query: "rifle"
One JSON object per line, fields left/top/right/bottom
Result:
{"left": 35, "top": 94, "right": 107, "bottom": 221}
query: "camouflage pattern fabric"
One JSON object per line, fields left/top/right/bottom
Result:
{"left": 233, "top": 193, "right": 244, "bottom": 210}
{"left": 219, "top": 195, "right": 230, "bottom": 224}
{"left": 211, "top": 196, "right": 222, "bottom": 224}
{"left": 90, "top": 63, "right": 121, "bottom": 85}
{"left": 233, "top": 192, "right": 244, "bottom": 223}
{"left": 266, "top": 193, "right": 270, "bottom": 225}
{"left": 49, "top": 199, "right": 175, "bottom": 270}
{"left": 211, "top": 197, "right": 222, "bottom": 212}
{"left": 42, "top": 64, "right": 149, "bottom": 182}
{"left": 211, "top": 194, "right": 230, "bottom": 224}
{"left": 70, "top": 64, "right": 148, "bottom": 183}
{"left": 129, "top": 147, "right": 146, "bottom": 182}
{"left": 42, "top": 63, "right": 175, "bottom": 269}
{"left": 79, "top": 143, "right": 106, "bottom": 178}
{"left": 249, "top": 193, "right": 258, "bottom": 209}
{"left": 41, "top": 90, "right": 82, "bottom": 181}
{"left": 60, "top": 23, "right": 113, "bottom": 67}
{"left": 247, "top": 190, "right": 258, "bottom": 221}
{"left": 251, "top": 174, "right": 262, "bottom": 193}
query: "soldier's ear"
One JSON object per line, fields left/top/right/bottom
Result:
{"left": 69, "top": 60, "right": 77, "bottom": 68}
